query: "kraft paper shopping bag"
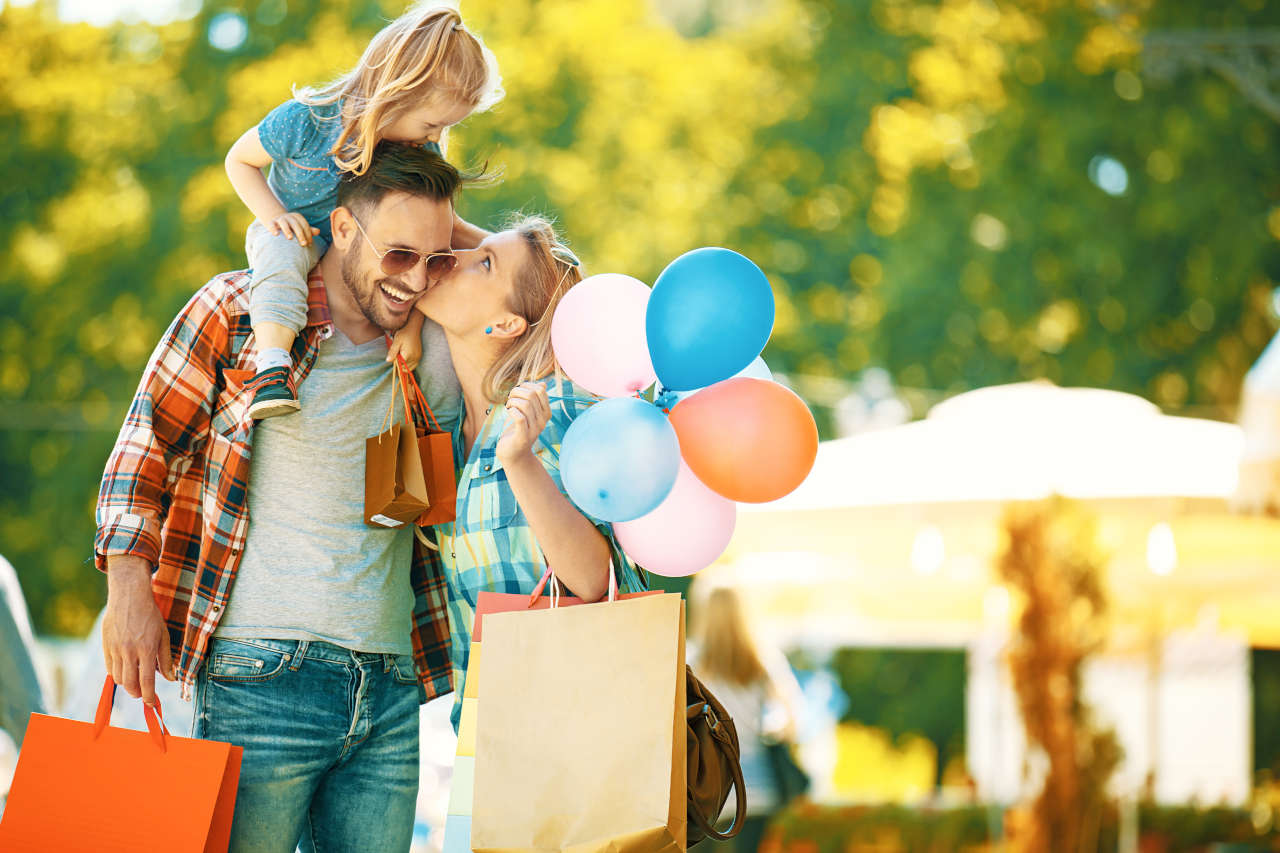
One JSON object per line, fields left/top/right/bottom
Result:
{"left": 365, "top": 364, "right": 431, "bottom": 528}
{"left": 397, "top": 359, "right": 457, "bottom": 526}
{"left": 442, "top": 584, "right": 665, "bottom": 853}
{"left": 472, "top": 592, "right": 687, "bottom": 853}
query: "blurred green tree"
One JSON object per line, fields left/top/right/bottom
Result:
{"left": 831, "top": 647, "right": 966, "bottom": 788}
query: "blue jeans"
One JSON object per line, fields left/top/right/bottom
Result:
{"left": 194, "top": 638, "right": 420, "bottom": 853}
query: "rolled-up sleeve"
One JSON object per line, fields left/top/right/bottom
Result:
{"left": 94, "top": 288, "right": 225, "bottom": 571}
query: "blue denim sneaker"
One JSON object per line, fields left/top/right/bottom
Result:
{"left": 247, "top": 366, "right": 300, "bottom": 420}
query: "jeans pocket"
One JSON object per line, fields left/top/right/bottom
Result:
{"left": 207, "top": 639, "right": 291, "bottom": 683}
{"left": 390, "top": 654, "right": 420, "bottom": 686}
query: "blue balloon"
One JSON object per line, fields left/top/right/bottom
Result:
{"left": 646, "top": 248, "right": 775, "bottom": 392}
{"left": 560, "top": 397, "right": 681, "bottom": 522}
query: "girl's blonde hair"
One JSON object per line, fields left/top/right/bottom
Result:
{"left": 482, "top": 214, "right": 584, "bottom": 403}
{"left": 697, "top": 587, "right": 768, "bottom": 687}
{"left": 298, "top": 3, "right": 503, "bottom": 175}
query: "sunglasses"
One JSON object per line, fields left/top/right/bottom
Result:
{"left": 528, "top": 244, "right": 583, "bottom": 328}
{"left": 350, "top": 215, "right": 458, "bottom": 279}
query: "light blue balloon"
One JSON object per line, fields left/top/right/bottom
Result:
{"left": 646, "top": 247, "right": 775, "bottom": 392}
{"left": 560, "top": 397, "right": 680, "bottom": 522}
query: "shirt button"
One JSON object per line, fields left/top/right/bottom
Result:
{"left": 483, "top": 464, "right": 491, "bottom": 472}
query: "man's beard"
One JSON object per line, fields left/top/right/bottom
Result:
{"left": 340, "top": 250, "right": 412, "bottom": 332}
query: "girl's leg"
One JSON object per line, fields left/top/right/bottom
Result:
{"left": 245, "top": 221, "right": 324, "bottom": 420}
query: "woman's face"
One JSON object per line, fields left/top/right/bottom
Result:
{"left": 418, "top": 229, "right": 530, "bottom": 338}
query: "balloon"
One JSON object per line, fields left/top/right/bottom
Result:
{"left": 615, "top": 461, "right": 736, "bottom": 577}
{"left": 560, "top": 397, "right": 680, "bottom": 521}
{"left": 646, "top": 248, "right": 774, "bottom": 391}
{"left": 661, "top": 356, "right": 773, "bottom": 407}
{"left": 551, "top": 273, "right": 656, "bottom": 397}
{"left": 669, "top": 378, "right": 818, "bottom": 503}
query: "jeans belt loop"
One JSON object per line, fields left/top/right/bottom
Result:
{"left": 289, "top": 640, "right": 309, "bottom": 671}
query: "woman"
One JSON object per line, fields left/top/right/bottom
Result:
{"left": 413, "top": 214, "right": 648, "bottom": 732}
{"left": 693, "top": 586, "right": 805, "bottom": 851}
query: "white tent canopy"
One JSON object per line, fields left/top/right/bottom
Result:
{"left": 712, "top": 381, "right": 1280, "bottom": 647}
{"left": 746, "top": 382, "right": 1242, "bottom": 514}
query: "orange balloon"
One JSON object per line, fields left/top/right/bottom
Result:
{"left": 669, "top": 377, "right": 818, "bottom": 503}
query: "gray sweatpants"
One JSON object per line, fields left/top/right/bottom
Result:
{"left": 246, "top": 220, "right": 327, "bottom": 334}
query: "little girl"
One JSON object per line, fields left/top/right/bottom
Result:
{"left": 225, "top": 3, "right": 502, "bottom": 419}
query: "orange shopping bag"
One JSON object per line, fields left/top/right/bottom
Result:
{"left": 397, "top": 357, "right": 457, "bottom": 526}
{"left": 0, "top": 675, "right": 243, "bottom": 852}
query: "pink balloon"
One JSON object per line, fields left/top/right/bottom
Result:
{"left": 551, "top": 273, "right": 656, "bottom": 397}
{"left": 615, "top": 461, "right": 736, "bottom": 577}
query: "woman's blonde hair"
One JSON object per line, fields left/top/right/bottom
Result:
{"left": 482, "top": 214, "right": 584, "bottom": 403}
{"left": 298, "top": 3, "right": 503, "bottom": 175}
{"left": 698, "top": 587, "right": 768, "bottom": 687}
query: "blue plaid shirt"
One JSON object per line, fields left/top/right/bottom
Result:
{"left": 432, "top": 376, "right": 648, "bottom": 731}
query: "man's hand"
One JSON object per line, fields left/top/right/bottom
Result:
{"left": 102, "top": 556, "right": 174, "bottom": 706}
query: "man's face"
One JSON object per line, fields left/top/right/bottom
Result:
{"left": 337, "top": 191, "right": 454, "bottom": 332}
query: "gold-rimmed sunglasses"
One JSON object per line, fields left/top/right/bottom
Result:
{"left": 528, "top": 244, "right": 582, "bottom": 328}
{"left": 351, "top": 215, "right": 459, "bottom": 279}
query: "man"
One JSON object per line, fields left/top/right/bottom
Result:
{"left": 95, "top": 143, "right": 467, "bottom": 851}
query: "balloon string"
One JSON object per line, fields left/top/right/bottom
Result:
{"left": 546, "top": 394, "right": 600, "bottom": 403}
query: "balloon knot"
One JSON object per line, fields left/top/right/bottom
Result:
{"left": 654, "top": 388, "right": 679, "bottom": 411}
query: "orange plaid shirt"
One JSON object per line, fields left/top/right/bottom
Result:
{"left": 94, "top": 268, "right": 453, "bottom": 702}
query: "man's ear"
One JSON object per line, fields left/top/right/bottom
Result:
{"left": 330, "top": 206, "right": 357, "bottom": 250}
{"left": 488, "top": 313, "right": 527, "bottom": 341}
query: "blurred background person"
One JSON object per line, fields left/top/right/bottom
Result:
{"left": 0, "top": 554, "right": 46, "bottom": 747}
{"left": 0, "top": 553, "right": 48, "bottom": 816}
{"left": 692, "top": 585, "right": 805, "bottom": 852}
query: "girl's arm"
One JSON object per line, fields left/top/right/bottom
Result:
{"left": 388, "top": 311, "right": 426, "bottom": 369}
{"left": 497, "top": 382, "right": 612, "bottom": 602}
{"left": 451, "top": 212, "right": 489, "bottom": 250}
{"left": 225, "top": 126, "right": 317, "bottom": 245}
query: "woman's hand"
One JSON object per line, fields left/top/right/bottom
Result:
{"left": 496, "top": 382, "right": 551, "bottom": 464}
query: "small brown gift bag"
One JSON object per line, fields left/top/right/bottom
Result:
{"left": 364, "top": 365, "right": 431, "bottom": 528}
{"left": 396, "top": 358, "right": 457, "bottom": 526}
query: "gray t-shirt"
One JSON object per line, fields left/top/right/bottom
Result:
{"left": 215, "top": 319, "right": 460, "bottom": 654}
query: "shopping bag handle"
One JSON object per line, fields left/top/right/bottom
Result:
{"left": 527, "top": 560, "right": 618, "bottom": 608}
{"left": 93, "top": 675, "right": 169, "bottom": 754}
{"left": 378, "top": 360, "right": 410, "bottom": 438}
{"left": 395, "top": 355, "right": 443, "bottom": 432}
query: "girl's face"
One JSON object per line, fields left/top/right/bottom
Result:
{"left": 382, "top": 95, "right": 473, "bottom": 145}
{"left": 419, "top": 230, "right": 530, "bottom": 339}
